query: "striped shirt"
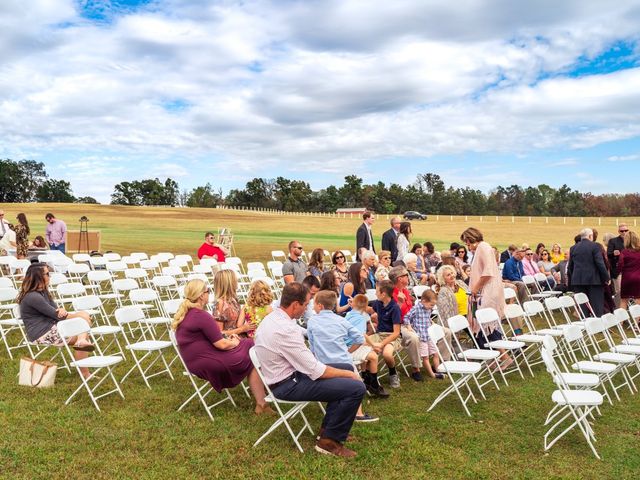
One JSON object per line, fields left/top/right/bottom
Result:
{"left": 254, "top": 307, "right": 326, "bottom": 385}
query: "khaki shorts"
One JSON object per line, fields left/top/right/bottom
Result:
{"left": 351, "top": 344, "right": 373, "bottom": 365}
{"left": 371, "top": 333, "right": 402, "bottom": 352}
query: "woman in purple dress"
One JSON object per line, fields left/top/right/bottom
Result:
{"left": 619, "top": 231, "right": 640, "bottom": 310}
{"left": 171, "top": 279, "right": 273, "bottom": 415}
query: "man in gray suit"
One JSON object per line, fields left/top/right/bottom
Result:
{"left": 568, "top": 228, "right": 611, "bottom": 316}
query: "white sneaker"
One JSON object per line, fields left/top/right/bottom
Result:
{"left": 389, "top": 374, "right": 401, "bottom": 388}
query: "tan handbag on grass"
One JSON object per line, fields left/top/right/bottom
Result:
{"left": 18, "top": 357, "right": 57, "bottom": 388}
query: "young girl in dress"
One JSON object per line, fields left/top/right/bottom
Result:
{"left": 240, "top": 280, "right": 274, "bottom": 338}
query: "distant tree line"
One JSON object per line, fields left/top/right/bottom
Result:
{"left": 0, "top": 159, "right": 98, "bottom": 204}
{"left": 2, "top": 158, "right": 639, "bottom": 216}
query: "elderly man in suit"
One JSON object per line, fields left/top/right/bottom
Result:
{"left": 355, "top": 211, "right": 375, "bottom": 261}
{"left": 568, "top": 228, "right": 611, "bottom": 316}
{"left": 381, "top": 216, "right": 401, "bottom": 262}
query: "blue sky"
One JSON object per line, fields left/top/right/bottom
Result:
{"left": 1, "top": 0, "right": 640, "bottom": 202}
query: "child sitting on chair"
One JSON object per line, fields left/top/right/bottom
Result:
{"left": 404, "top": 290, "right": 444, "bottom": 380}
{"left": 307, "top": 290, "right": 379, "bottom": 422}
{"left": 345, "top": 294, "right": 389, "bottom": 398}
{"left": 240, "top": 280, "right": 274, "bottom": 338}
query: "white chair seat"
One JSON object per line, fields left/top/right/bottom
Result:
{"left": 71, "top": 355, "right": 123, "bottom": 368}
{"left": 612, "top": 345, "right": 640, "bottom": 355}
{"left": 594, "top": 352, "right": 635, "bottom": 364}
{"left": 0, "top": 303, "right": 17, "bottom": 310}
{"left": 0, "top": 318, "right": 21, "bottom": 326}
{"left": 142, "top": 317, "right": 172, "bottom": 325}
{"left": 535, "top": 328, "right": 565, "bottom": 336}
{"left": 438, "top": 361, "right": 482, "bottom": 375}
{"left": 487, "top": 340, "right": 526, "bottom": 350}
{"left": 91, "top": 325, "right": 123, "bottom": 335}
{"left": 264, "top": 393, "right": 308, "bottom": 404}
{"left": 573, "top": 361, "right": 617, "bottom": 374}
{"left": 623, "top": 337, "right": 640, "bottom": 346}
{"left": 127, "top": 340, "right": 172, "bottom": 351}
{"left": 552, "top": 389, "right": 603, "bottom": 406}
{"left": 457, "top": 349, "right": 500, "bottom": 361}
{"left": 512, "top": 334, "right": 544, "bottom": 343}
{"left": 558, "top": 373, "right": 600, "bottom": 387}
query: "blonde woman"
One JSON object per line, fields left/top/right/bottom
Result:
{"left": 172, "top": 279, "right": 273, "bottom": 415}
{"left": 212, "top": 269, "right": 251, "bottom": 336}
{"left": 549, "top": 243, "right": 563, "bottom": 264}
{"left": 240, "top": 280, "right": 274, "bottom": 338}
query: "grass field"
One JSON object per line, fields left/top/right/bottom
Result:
{"left": 1, "top": 203, "right": 640, "bottom": 479}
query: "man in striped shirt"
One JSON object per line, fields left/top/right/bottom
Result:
{"left": 254, "top": 282, "right": 366, "bottom": 458}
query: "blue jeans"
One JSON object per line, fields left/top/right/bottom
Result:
{"left": 50, "top": 243, "right": 66, "bottom": 254}
{"left": 271, "top": 363, "right": 366, "bottom": 443}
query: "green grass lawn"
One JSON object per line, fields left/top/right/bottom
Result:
{"left": 1, "top": 204, "right": 640, "bottom": 478}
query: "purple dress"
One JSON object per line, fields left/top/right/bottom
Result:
{"left": 619, "top": 249, "right": 640, "bottom": 298}
{"left": 175, "top": 308, "right": 254, "bottom": 392}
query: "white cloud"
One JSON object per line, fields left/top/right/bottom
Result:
{"left": 608, "top": 154, "right": 639, "bottom": 162}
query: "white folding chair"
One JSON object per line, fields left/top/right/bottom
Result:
{"left": 0, "top": 302, "right": 33, "bottom": 359}
{"left": 412, "top": 285, "right": 429, "bottom": 299}
{"left": 71, "top": 295, "right": 125, "bottom": 358}
{"left": 72, "top": 253, "right": 91, "bottom": 264}
{"left": 427, "top": 324, "right": 483, "bottom": 417}
{"left": 140, "top": 259, "right": 161, "bottom": 275}
{"left": 115, "top": 306, "right": 175, "bottom": 388}
{"left": 103, "top": 253, "right": 121, "bottom": 262}
{"left": 113, "top": 278, "right": 142, "bottom": 307}
{"left": 503, "top": 303, "right": 544, "bottom": 374}
{"left": 574, "top": 293, "right": 596, "bottom": 320}
{"left": 89, "top": 256, "right": 108, "bottom": 271}
{"left": 540, "top": 347, "right": 603, "bottom": 459}
{"left": 151, "top": 275, "right": 180, "bottom": 300}
{"left": 56, "top": 318, "right": 124, "bottom": 412}
{"left": 271, "top": 250, "right": 287, "bottom": 262}
{"left": 125, "top": 268, "right": 151, "bottom": 288}
{"left": 67, "top": 263, "right": 91, "bottom": 283}
{"left": 131, "top": 252, "right": 149, "bottom": 261}
{"left": 169, "top": 330, "right": 237, "bottom": 421}
{"left": 55, "top": 282, "right": 87, "bottom": 304}
{"left": 249, "top": 347, "right": 316, "bottom": 453}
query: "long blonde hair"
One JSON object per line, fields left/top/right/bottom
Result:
{"left": 213, "top": 269, "right": 238, "bottom": 303}
{"left": 172, "top": 279, "right": 207, "bottom": 331}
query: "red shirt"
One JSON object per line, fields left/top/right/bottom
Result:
{"left": 197, "top": 243, "right": 226, "bottom": 261}
{"left": 392, "top": 287, "right": 413, "bottom": 319}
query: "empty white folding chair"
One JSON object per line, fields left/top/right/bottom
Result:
{"left": 162, "top": 265, "right": 186, "bottom": 282}
{"left": 271, "top": 250, "right": 287, "bottom": 262}
{"left": 106, "top": 261, "right": 128, "bottom": 278}
{"left": 56, "top": 318, "right": 124, "bottom": 412}
{"left": 199, "top": 258, "right": 218, "bottom": 271}
{"left": 72, "top": 253, "right": 91, "bottom": 264}
{"left": 71, "top": 295, "right": 125, "bottom": 358}
{"left": 125, "top": 268, "right": 151, "bottom": 288}
{"left": 540, "top": 346, "right": 603, "bottom": 459}
{"left": 55, "top": 282, "right": 87, "bottom": 305}
{"left": 503, "top": 286, "right": 521, "bottom": 308}
{"left": 475, "top": 308, "right": 527, "bottom": 380}
{"left": 0, "top": 300, "right": 33, "bottom": 359}
{"left": 523, "top": 300, "right": 564, "bottom": 336}
{"left": 139, "top": 259, "right": 161, "bottom": 275}
{"left": 534, "top": 272, "right": 561, "bottom": 295}
{"left": 131, "top": 252, "right": 149, "bottom": 261}
{"left": 627, "top": 305, "right": 640, "bottom": 337}
{"left": 412, "top": 285, "right": 429, "bottom": 299}
{"left": 614, "top": 308, "right": 640, "bottom": 344}
{"left": 574, "top": 293, "right": 596, "bottom": 320}
{"left": 151, "top": 252, "right": 175, "bottom": 266}
{"left": 51, "top": 256, "right": 73, "bottom": 273}
{"left": 249, "top": 347, "right": 316, "bottom": 452}
{"left": 169, "top": 330, "right": 237, "bottom": 421}
{"left": 103, "top": 252, "right": 121, "bottom": 262}
{"left": 151, "top": 275, "right": 180, "bottom": 300}
{"left": 115, "top": 306, "right": 175, "bottom": 388}
{"left": 89, "top": 256, "right": 108, "bottom": 270}
{"left": 192, "top": 264, "right": 213, "bottom": 276}
{"left": 427, "top": 324, "right": 483, "bottom": 417}
{"left": 67, "top": 263, "right": 91, "bottom": 283}
{"left": 121, "top": 256, "right": 141, "bottom": 268}
{"left": 169, "top": 257, "right": 192, "bottom": 272}
{"left": 522, "top": 274, "right": 551, "bottom": 300}
{"left": 48, "top": 272, "right": 69, "bottom": 289}
{"left": 129, "top": 288, "right": 173, "bottom": 337}
{"left": 86, "top": 270, "right": 120, "bottom": 304}
{"left": 503, "top": 303, "right": 545, "bottom": 374}
{"left": 113, "top": 278, "right": 143, "bottom": 307}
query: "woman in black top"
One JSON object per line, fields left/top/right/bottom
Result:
{"left": 18, "top": 263, "right": 95, "bottom": 378}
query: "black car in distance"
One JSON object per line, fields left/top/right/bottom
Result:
{"left": 403, "top": 211, "right": 427, "bottom": 220}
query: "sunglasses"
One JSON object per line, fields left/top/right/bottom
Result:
{"left": 619, "top": 229, "right": 629, "bottom": 233}
{"left": 457, "top": 250, "right": 465, "bottom": 254}
{"left": 294, "top": 246, "right": 303, "bottom": 250}
{"left": 382, "top": 256, "right": 390, "bottom": 260}
{"left": 335, "top": 255, "right": 344, "bottom": 259}
{"left": 526, "top": 253, "right": 534, "bottom": 256}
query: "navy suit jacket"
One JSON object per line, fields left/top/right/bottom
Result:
{"left": 499, "top": 249, "right": 511, "bottom": 264}
{"left": 355, "top": 223, "right": 374, "bottom": 261}
{"left": 381, "top": 228, "right": 398, "bottom": 262}
{"left": 568, "top": 239, "right": 610, "bottom": 286}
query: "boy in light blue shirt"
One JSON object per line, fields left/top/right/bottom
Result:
{"left": 307, "top": 290, "right": 380, "bottom": 422}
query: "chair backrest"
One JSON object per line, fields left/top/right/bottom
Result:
{"left": 0, "top": 287, "right": 18, "bottom": 302}
{"left": 72, "top": 253, "right": 91, "bottom": 263}
{"left": 114, "top": 305, "right": 146, "bottom": 325}
{"left": 72, "top": 295, "right": 102, "bottom": 311}
{"left": 192, "top": 264, "right": 212, "bottom": 275}
{"left": 186, "top": 273, "right": 209, "bottom": 284}
{"left": 365, "top": 289, "right": 377, "bottom": 302}
{"left": 521, "top": 275, "right": 535, "bottom": 286}
{"left": 246, "top": 262, "right": 265, "bottom": 272}
{"left": 271, "top": 250, "right": 286, "bottom": 261}
{"left": 56, "top": 282, "right": 86, "bottom": 297}
{"left": 573, "top": 292, "right": 591, "bottom": 306}
{"left": 49, "top": 272, "right": 68, "bottom": 287}
{"left": 103, "top": 253, "right": 121, "bottom": 262}
{"left": 629, "top": 304, "right": 640, "bottom": 320}
{"left": 87, "top": 270, "right": 112, "bottom": 283}
{"left": 542, "top": 335, "right": 557, "bottom": 352}
{"left": 89, "top": 257, "right": 108, "bottom": 268}
{"left": 113, "top": 278, "right": 140, "bottom": 292}
{"left": 174, "top": 254, "right": 193, "bottom": 265}
{"left": 121, "top": 256, "right": 140, "bottom": 267}
{"left": 503, "top": 287, "right": 517, "bottom": 301}
{"left": 125, "top": 268, "right": 149, "bottom": 280}
{"left": 131, "top": 252, "right": 149, "bottom": 261}
{"left": 0, "top": 278, "right": 14, "bottom": 289}
{"left": 140, "top": 259, "right": 160, "bottom": 271}
{"left": 523, "top": 300, "right": 544, "bottom": 315}
{"left": 169, "top": 258, "right": 190, "bottom": 269}
{"left": 504, "top": 303, "right": 524, "bottom": 319}
{"left": 162, "top": 266, "right": 184, "bottom": 277}
{"left": 475, "top": 307, "right": 499, "bottom": 324}
{"left": 67, "top": 263, "right": 91, "bottom": 276}
{"left": 534, "top": 272, "right": 548, "bottom": 283}
{"left": 107, "top": 261, "right": 128, "bottom": 272}
{"left": 413, "top": 285, "right": 429, "bottom": 299}
{"left": 57, "top": 317, "right": 90, "bottom": 338}
{"left": 584, "top": 317, "right": 606, "bottom": 335}
{"left": 129, "top": 288, "right": 159, "bottom": 303}
{"left": 614, "top": 308, "right": 631, "bottom": 323}
{"left": 152, "top": 275, "right": 178, "bottom": 288}
{"left": 155, "top": 252, "right": 175, "bottom": 263}
{"left": 428, "top": 323, "right": 445, "bottom": 342}
{"left": 563, "top": 324, "right": 583, "bottom": 343}
{"left": 446, "top": 314, "right": 469, "bottom": 334}
{"left": 199, "top": 258, "right": 218, "bottom": 269}
{"left": 163, "top": 299, "right": 182, "bottom": 316}
{"left": 544, "top": 296, "right": 561, "bottom": 311}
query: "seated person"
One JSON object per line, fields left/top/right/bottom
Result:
{"left": 197, "top": 231, "right": 229, "bottom": 262}
{"left": 307, "top": 290, "right": 378, "bottom": 422}
{"left": 172, "top": 279, "right": 272, "bottom": 415}
{"left": 344, "top": 294, "right": 389, "bottom": 398}
{"left": 29, "top": 235, "right": 49, "bottom": 250}
{"left": 404, "top": 290, "right": 443, "bottom": 380}
{"left": 0, "top": 224, "right": 16, "bottom": 256}
{"left": 240, "top": 280, "right": 274, "bottom": 338}
{"left": 18, "top": 263, "right": 95, "bottom": 379}
{"left": 369, "top": 280, "right": 403, "bottom": 389}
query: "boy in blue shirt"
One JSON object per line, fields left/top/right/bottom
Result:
{"left": 369, "top": 280, "right": 403, "bottom": 388}
{"left": 307, "top": 290, "right": 379, "bottom": 422}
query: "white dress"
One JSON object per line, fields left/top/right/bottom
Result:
{"left": 396, "top": 235, "right": 410, "bottom": 262}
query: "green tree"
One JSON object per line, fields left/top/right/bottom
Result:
{"left": 0, "top": 159, "right": 48, "bottom": 202}
{"left": 36, "top": 179, "right": 75, "bottom": 203}
{"left": 187, "top": 183, "right": 223, "bottom": 208}
{"left": 338, "top": 175, "right": 363, "bottom": 207}
{"left": 75, "top": 196, "right": 99, "bottom": 204}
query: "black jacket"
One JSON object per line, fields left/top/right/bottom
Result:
{"left": 355, "top": 223, "right": 374, "bottom": 261}
{"left": 381, "top": 228, "right": 398, "bottom": 262}
{"left": 568, "top": 239, "right": 610, "bottom": 286}
{"left": 606, "top": 235, "right": 625, "bottom": 278}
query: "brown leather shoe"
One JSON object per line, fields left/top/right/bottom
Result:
{"left": 316, "top": 428, "right": 355, "bottom": 442}
{"left": 315, "top": 438, "right": 357, "bottom": 458}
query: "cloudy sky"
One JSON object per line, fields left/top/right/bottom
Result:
{"left": 2, "top": 0, "right": 640, "bottom": 202}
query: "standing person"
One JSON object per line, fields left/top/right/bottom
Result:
{"left": 568, "top": 228, "right": 611, "bottom": 317}
{"left": 197, "top": 231, "right": 229, "bottom": 261}
{"left": 396, "top": 222, "right": 412, "bottom": 262}
{"left": 282, "top": 240, "right": 309, "bottom": 284}
{"left": 172, "top": 279, "right": 272, "bottom": 415}
{"left": 355, "top": 211, "right": 375, "bottom": 261}
{"left": 460, "top": 227, "right": 505, "bottom": 347}
{"left": 381, "top": 216, "right": 401, "bottom": 262}
{"left": 618, "top": 231, "right": 640, "bottom": 310}
{"left": 254, "top": 283, "right": 366, "bottom": 458}
{"left": 14, "top": 213, "right": 30, "bottom": 259}
{"left": 45, "top": 213, "right": 67, "bottom": 253}
{"left": 607, "top": 223, "right": 627, "bottom": 307}
{"left": 0, "top": 209, "right": 10, "bottom": 242}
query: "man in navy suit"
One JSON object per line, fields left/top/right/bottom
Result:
{"left": 380, "top": 216, "right": 401, "bottom": 262}
{"left": 568, "top": 228, "right": 611, "bottom": 316}
{"left": 499, "top": 244, "right": 517, "bottom": 264}
{"left": 355, "top": 211, "right": 375, "bottom": 261}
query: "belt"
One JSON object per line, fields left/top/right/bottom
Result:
{"left": 268, "top": 373, "right": 295, "bottom": 391}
